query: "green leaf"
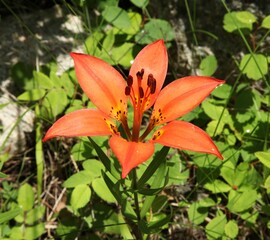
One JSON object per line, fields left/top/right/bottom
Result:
{"left": 188, "top": 201, "right": 208, "bottom": 225}
{"left": 199, "top": 55, "right": 218, "bottom": 76}
{"left": 0, "top": 208, "right": 22, "bottom": 224}
{"left": 70, "top": 184, "right": 91, "bottom": 210}
{"left": 111, "top": 43, "right": 135, "bottom": 68}
{"left": 206, "top": 120, "right": 225, "bottom": 137}
{"left": 239, "top": 53, "right": 268, "bottom": 80}
{"left": 16, "top": 206, "right": 46, "bottom": 224}
{"left": 205, "top": 214, "right": 227, "bottom": 240}
{"left": 11, "top": 62, "right": 34, "bottom": 90}
{"left": 130, "top": 0, "right": 149, "bottom": 8}
{"left": 63, "top": 170, "right": 94, "bottom": 188}
{"left": 102, "top": 30, "right": 115, "bottom": 52}
{"left": 121, "top": 12, "right": 142, "bottom": 35}
{"left": 41, "top": 88, "right": 69, "bottom": 118}
{"left": 227, "top": 189, "right": 257, "bottom": 213}
{"left": 17, "top": 89, "right": 47, "bottom": 101}
{"left": 71, "top": 141, "right": 94, "bottom": 161}
{"left": 83, "top": 160, "right": 105, "bottom": 178}
{"left": 236, "top": 11, "right": 256, "bottom": 24}
{"left": 137, "top": 146, "right": 169, "bottom": 188}
{"left": 92, "top": 177, "right": 116, "bottom": 203}
{"left": 17, "top": 183, "right": 35, "bottom": 211}
{"left": 33, "top": 71, "right": 54, "bottom": 89}
{"left": 89, "top": 137, "right": 120, "bottom": 179}
{"left": 225, "top": 220, "right": 239, "bottom": 239}
{"left": 204, "top": 179, "right": 231, "bottom": 193}
{"left": 223, "top": 11, "right": 253, "bottom": 32}
{"left": 211, "top": 83, "right": 232, "bottom": 99}
{"left": 135, "top": 19, "right": 174, "bottom": 44}
{"left": 262, "top": 15, "right": 270, "bottom": 29}
{"left": 102, "top": 6, "right": 131, "bottom": 29}
{"left": 10, "top": 223, "right": 45, "bottom": 240}
{"left": 255, "top": 151, "right": 270, "bottom": 168}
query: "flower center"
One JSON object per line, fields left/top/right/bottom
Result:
{"left": 124, "top": 69, "right": 157, "bottom": 142}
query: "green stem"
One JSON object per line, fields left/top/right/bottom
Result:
{"left": 131, "top": 169, "right": 143, "bottom": 240}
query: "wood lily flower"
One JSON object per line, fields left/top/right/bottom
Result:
{"left": 43, "top": 40, "right": 224, "bottom": 178}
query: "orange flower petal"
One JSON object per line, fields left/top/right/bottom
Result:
{"left": 109, "top": 135, "right": 155, "bottom": 178}
{"left": 151, "top": 121, "right": 223, "bottom": 159}
{"left": 129, "top": 40, "right": 168, "bottom": 110}
{"left": 70, "top": 53, "right": 127, "bottom": 121}
{"left": 43, "top": 109, "right": 116, "bottom": 142}
{"left": 152, "top": 76, "right": 225, "bottom": 124}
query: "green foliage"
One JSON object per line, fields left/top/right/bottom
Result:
{"left": 2, "top": 1, "right": 270, "bottom": 239}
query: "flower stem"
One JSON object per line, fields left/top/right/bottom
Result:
{"left": 131, "top": 169, "right": 143, "bottom": 240}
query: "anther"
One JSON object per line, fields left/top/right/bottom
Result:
{"left": 125, "top": 86, "right": 131, "bottom": 95}
{"left": 147, "top": 74, "right": 154, "bottom": 87}
{"left": 127, "top": 75, "right": 133, "bottom": 86}
{"left": 150, "top": 78, "right": 156, "bottom": 94}
{"left": 139, "top": 86, "right": 144, "bottom": 98}
{"left": 136, "top": 68, "right": 144, "bottom": 80}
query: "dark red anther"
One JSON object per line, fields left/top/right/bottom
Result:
{"left": 136, "top": 68, "right": 144, "bottom": 80}
{"left": 125, "top": 86, "right": 131, "bottom": 95}
{"left": 127, "top": 75, "right": 133, "bottom": 86}
{"left": 139, "top": 86, "right": 144, "bottom": 98}
{"left": 147, "top": 74, "right": 154, "bottom": 87}
{"left": 150, "top": 78, "right": 156, "bottom": 94}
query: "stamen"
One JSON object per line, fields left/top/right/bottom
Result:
{"left": 150, "top": 79, "right": 156, "bottom": 94}
{"left": 136, "top": 68, "right": 144, "bottom": 80}
{"left": 127, "top": 75, "right": 133, "bottom": 86}
{"left": 139, "top": 87, "right": 144, "bottom": 98}
{"left": 125, "top": 86, "right": 131, "bottom": 95}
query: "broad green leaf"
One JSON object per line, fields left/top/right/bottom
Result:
{"left": 121, "top": 12, "right": 142, "bottom": 35}
{"left": 102, "top": 30, "right": 115, "bottom": 52}
{"left": 204, "top": 179, "right": 231, "bottom": 193}
{"left": 89, "top": 137, "right": 120, "bottom": 179}
{"left": 188, "top": 201, "right": 208, "bottom": 225}
{"left": 137, "top": 146, "right": 169, "bottom": 188}
{"left": 18, "top": 183, "right": 35, "bottom": 211}
{"left": 41, "top": 88, "right": 69, "bottom": 118}
{"left": 10, "top": 223, "right": 45, "bottom": 240}
{"left": 225, "top": 220, "right": 239, "bottom": 238}
{"left": 199, "top": 55, "right": 218, "bottom": 76}
{"left": 103, "top": 211, "right": 133, "bottom": 238}
{"left": 102, "top": 6, "right": 131, "bottom": 29}
{"left": 211, "top": 83, "right": 232, "bottom": 99}
{"left": 262, "top": 15, "right": 270, "bottom": 29}
{"left": 135, "top": 19, "right": 174, "bottom": 44}
{"left": 92, "top": 177, "right": 116, "bottom": 203}
{"left": 236, "top": 11, "right": 256, "bottom": 24}
{"left": 206, "top": 214, "right": 227, "bottom": 240}
{"left": 0, "top": 208, "right": 22, "bottom": 224}
{"left": 70, "top": 184, "right": 91, "bottom": 210}
{"left": 83, "top": 160, "right": 105, "bottom": 178}
{"left": 17, "top": 89, "right": 46, "bottom": 101}
{"left": 239, "top": 53, "right": 268, "bottom": 80}
{"left": 227, "top": 189, "right": 257, "bottom": 213}
{"left": 84, "top": 31, "right": 104, "bottom": 56}
{"left": 11, "top": 62, "right": 34, "bottom": 90}
{"left": 130, "top": 0, "right": 149, "bottom": 8}
{"left": 202, "top": 99, "right": 233, "bottom": 126}
{"left": 206, "top": 120, "right": 225, "bottom": 137}
{"left": 63, "top": 170, "right": 94, "bottom": 188}
{"left": 111, "top": 43, "right": 135, "bottom": 68}
{"left": 71, "top": 141, "right": 94, "bottom": 161}
{"left": 33, "top": 71, "right": 54, "bottom": 89}
{"left": 223, "top": 11, "right": 253, "bottom": 32}
{"left": 199, "top": 197, "right": 216, "bottom": 208}
{"left": 15, "top": 206, "right": 45, "bottom": 224}
{"left": 255, "top": 151, "right": 270, "bottom": 168}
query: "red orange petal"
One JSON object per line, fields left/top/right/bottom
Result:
{"left": 151, "top": 121, "right": 223, "bottom": 159}
{"left": 43, "top": 109, "right": 115, "bottom": 142}
{"left": 152, "top": 76, "right": 225, "bottom": 124}
{"left": 109, "top": 135, "right": 155, "bottom": 178}
{"left": 70, "top": 53, "right": 127, "bottom": 121}
{"left": 129, "top": 40, "right": 168, "bottom": 110}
